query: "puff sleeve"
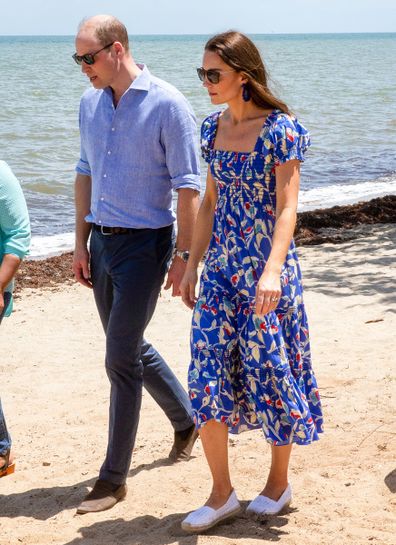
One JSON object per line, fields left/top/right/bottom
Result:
{"left": 200, "top": 114, "right": 216, "bottom": 164}
{"left": 268, "top": 113, "right": 311, "bottom": 166}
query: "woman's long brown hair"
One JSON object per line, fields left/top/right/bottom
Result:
{"left": 205, "top": 31, "right": 290, "bottom": 114}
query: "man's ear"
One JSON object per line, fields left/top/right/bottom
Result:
{"left": 113, "top": 41, "right": 124, "bottom": 57}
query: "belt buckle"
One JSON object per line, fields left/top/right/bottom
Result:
{"left": 100, "top": 225, "right": 113, "bottom": 236}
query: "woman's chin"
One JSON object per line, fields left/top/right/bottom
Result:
{"left": 209, "top": 95, "right": 222, "bottom": 105}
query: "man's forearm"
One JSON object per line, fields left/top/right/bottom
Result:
{"left": 175, "top": 188, "right": 200, "bottom": 250}
{"left": 75, "top": 173, "right": 92, "bottom": 249}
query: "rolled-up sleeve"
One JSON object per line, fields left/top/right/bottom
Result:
{"left": 0, "top": 162, "right": 31, "bottom": 259}
{"left": 161, "top": 95, "right": 201, "bottom": 192}
{"left": 75, "top": 102, "right": 92, "bottom": 176}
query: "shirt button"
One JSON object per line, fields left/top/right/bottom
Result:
{"left": 98, "top": 220, "right": 102, "bottom": 224}
{"left": 103, "top": 174, "right": 107, "bottom": 178}
{"left": 100, "top": 197, "right": 104, "bottom": 201}
{"left": 111, "top": 127, "right": 115, "bottom": 131}
{"left": 107, "top": 150, "right": 111, "bottom": 155}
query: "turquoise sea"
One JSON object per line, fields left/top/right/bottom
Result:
{"left": 0, "top": 33, "right": 395, "bottom": 257}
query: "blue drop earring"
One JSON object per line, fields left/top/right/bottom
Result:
{"left": 242, "top": 83, "right": 251, "bottom": 102}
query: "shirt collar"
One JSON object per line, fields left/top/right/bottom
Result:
{"left": 130, "top": 63, "right": 151, "bottom": 91}
{"left": 104, "top": 63, "right": 151, "bottom": 99}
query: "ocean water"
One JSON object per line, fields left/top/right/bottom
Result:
{"left": 0, "top": 33, "right": 395, "bottom": 258}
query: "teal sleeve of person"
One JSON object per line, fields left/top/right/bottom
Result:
{"left": 0, "top": 160, "right": 31, "bottom": 316}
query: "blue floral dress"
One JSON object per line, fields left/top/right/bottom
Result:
{"left": 188, "top": 109, "right": 323, "bottom": 445}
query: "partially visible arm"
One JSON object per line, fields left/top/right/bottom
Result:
{"left": 255, "top": 159, "right": 300, "bottom": 315}
{"left": 0, "top": 162, "right": 31, "bottom": 313}
{"left": 179, "top": 169, "right": 217, "bottom": 309}
{"left": 164, "top": 187, "right": 200, "bottom": 296}
{"left": 0, "top": 254, "right": 21, "bottom": 314}
{"left": 161, "top": 96, "right": 201, "bottom": 296}
{"left": 72, "top": 173, "right": 92, "bottom": 288}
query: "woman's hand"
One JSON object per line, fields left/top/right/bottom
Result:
{"left": 255, "top": 268, "right": 281, "bottom": 315}
{"left": 180, "top": 267, "right": 199, "bottom": 309}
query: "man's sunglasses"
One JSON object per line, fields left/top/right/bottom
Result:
{"left": 196, "top": 67, "right": 235, "bottom": 84}
{"left": 72, "top": 42, "right": 114, "bottom": 65}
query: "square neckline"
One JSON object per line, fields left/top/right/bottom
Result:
{"left": 210, "top": 109, "right": 279, "bottom": 156}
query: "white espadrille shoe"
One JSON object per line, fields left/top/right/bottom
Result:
{"left": 181, "top": 490, "right": 241, "bottom": 533}
{"left": 246, "top": 484, "right": 292, "bottom": 516}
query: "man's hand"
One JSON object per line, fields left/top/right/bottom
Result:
{"left": 164, "top": 257, "right": 186, "bottom": 296}
{"left": 72, "top": 247, "right": 92, "bottom": 288}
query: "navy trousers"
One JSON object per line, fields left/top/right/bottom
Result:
{"left": 90, "top": 225, "right": 193, "bottom": 485}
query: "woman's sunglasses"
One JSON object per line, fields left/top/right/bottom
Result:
{"left": 72, "top": 42, "right": 114, "bottom": 66}
{"left": 196, "top": 67, "right": 235, "bottom": 84}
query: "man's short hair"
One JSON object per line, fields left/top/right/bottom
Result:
{"left": 80, "top": 16, "right": 130, "bottom": 52}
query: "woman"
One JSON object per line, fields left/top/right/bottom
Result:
{"left": 180, "top": 31, "right": 323, "bottom": 532}
{"left": 0, "top": 160, "right": 31, "bottom": 478}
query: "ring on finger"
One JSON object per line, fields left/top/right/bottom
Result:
{"left": 271, "top": 297, "right": 279, "bottom": 302}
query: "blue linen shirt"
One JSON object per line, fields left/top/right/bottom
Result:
{"left": 0, "top": 161, "right": 31, "bottom": 316}
{"left": 76, "top": 64, "right": 201, "bottom": 229}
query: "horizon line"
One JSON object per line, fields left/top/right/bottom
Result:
{"left": 1, "top": 30, "right": 395, "bottom": 37}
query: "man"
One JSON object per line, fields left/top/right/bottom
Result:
{"left": 72, "top": 15, "right": 200, "bottom": 514}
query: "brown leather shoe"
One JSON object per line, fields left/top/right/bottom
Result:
{"left": 168, "top": 424, "right": 199, "bottom": 462}
{"left": 76, "top": 479, "right": 127, "bottom": 514}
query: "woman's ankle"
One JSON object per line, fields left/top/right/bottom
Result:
{"left": 205, "top": 486, "right": 234, "bottom": 508}
{"left": 260, "top": 480, "right": 289, "bottom": 500}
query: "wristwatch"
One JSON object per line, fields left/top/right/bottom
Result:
{"left": 173, "top": 248, "right": 190, "bottom": 263}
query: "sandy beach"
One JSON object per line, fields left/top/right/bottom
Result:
{"left": 0, "top": 222, "right": 395, "bottom": 545}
